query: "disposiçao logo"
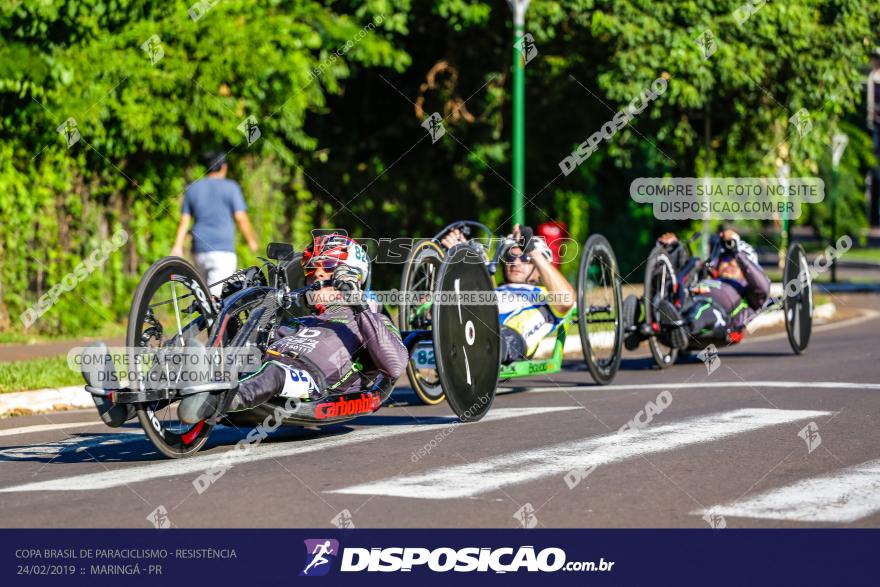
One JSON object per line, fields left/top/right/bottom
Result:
{"left": 300, "top": 539, "right": 340, "bottom": 577}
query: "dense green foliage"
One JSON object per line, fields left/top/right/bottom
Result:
{"left": 1, "top": 0, "right": 877, "bottom": 335}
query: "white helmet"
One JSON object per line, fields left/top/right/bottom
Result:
{"left": 301, "top": 233, "right": 370, "bottom": 285}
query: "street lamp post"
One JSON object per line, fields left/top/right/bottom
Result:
{"left": 507, "top": 0, "right": 530, "bottom": 227}
{"left": 830, "top": 132, "right": 849, "bottom": 283}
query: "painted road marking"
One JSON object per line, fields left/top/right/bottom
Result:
{"left": 0, "top": 407, "right": 576, "bottom": 492}
{"left": 504, "top": 381, "right": 880, "bottom": 394}
{"left": 0, "top": 430, "right": 144, "bottom": 461}
{"left": 0, "top": 421, "right": 106, "bottom": 438}
{"left": 698, "top": 458, "right": 880, "bottom": 523}
{"left": 329, "top": 408, "right": 830, "bottom": 500}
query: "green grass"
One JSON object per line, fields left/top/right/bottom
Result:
{"left": 841, "top": 249, "right": 880, "bottom": 263}
{"left": 0, "top": 322, "right": 126, "bottom": 346}
{"left": 0, "top": 355, "right": 81, "bottom": 393}
{"left": 800, "top": 244, "right": 880, "bottom": 264}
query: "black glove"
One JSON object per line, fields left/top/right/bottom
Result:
{"left": 518, "top": 225, "right": 537, "bottom": 254}
{"left": 332, "top": 266, "right": 367, "bottom": 312}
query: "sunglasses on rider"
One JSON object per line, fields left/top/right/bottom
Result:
{"left": 503, "top": 251, "right": 532, "bottom": 264}
{"left": 303, "top": 258, "right": 343, "bottom": 275}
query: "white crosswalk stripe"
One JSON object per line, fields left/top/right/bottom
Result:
{"left": 0, "top": 407, "right": 575, "bottom": 492}
{"left": 329, "top": 408, "right": 830, "bottom": 499}
{"left": 0, "top": 421, "right": 106, "bottom": 438}
{"left": 697, "top": 458, "right": 880, "bottom": 523}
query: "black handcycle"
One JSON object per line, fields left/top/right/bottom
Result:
{"left": 398, "top": 221, "right": 624, "bottom": 405}
{"left": 627, "top": 235, "right": 813, "bottom": 369}
{"left": 81, "top": 242, "right": 502, "bottom": 458}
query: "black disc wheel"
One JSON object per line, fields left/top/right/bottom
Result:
{"left": 127, "top": 256, "right": 217, "bottom": 458}
{"left": 783, "top": 242, "right": 813, "bottom": 354}
{"left": 644, "top": 247, "right": 679, "bottom": 369}
{"left": 577, "top": 234, "right": 623, "bottom": 385}
{"left": 431, "top": 244, "right": 500, "bottom": 422}
{"left": 399, "top": 239, "right": 446, "bottom": 404}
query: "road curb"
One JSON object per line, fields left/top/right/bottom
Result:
{"left": 0, "top": 386, "right": 92, "bottom": 418}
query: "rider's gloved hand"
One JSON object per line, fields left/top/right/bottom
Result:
{"left": 515, "top": 224, "right": 537, "bottom": 254}
{"left": 513, "top": 224, "right": 552, "bottom": 262}
{"left": 531, "top": 237, "right": 553, "bottom": 262}
{"left": 332, "top": 265, "right": 367, "bottom": 312}
{"left": 720, "top": 229, "right": 740, "bottom": 254}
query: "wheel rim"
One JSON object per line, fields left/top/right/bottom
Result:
{"left": 400, "top": 241, "right": 444, "bottom": 402}
{"left": 645, "top": 252, "right": 678, "bottom": 367}
{"left": 579, "top": 240, "right": 622, "bottom": 382}
{"left": 784, "top": 244, "right": 812, "bottom": 353}
{"left": 129, "top": 262, "right": 216, "bottom": 456}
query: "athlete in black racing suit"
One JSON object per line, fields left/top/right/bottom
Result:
{"left": 178, "top": 233, "right": 408, "bottom": 424}
{"left": 624, "top": 229, "right": 771, "bottom": 350}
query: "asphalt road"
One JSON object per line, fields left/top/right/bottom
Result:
{"left": 1, "top": 294, "right": 878, "bottom": 529}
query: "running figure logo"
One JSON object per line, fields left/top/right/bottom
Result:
{"left": 693, "top": 29, "right": 717, "bottom": 60}
{"left": 56, "top": 118, "right": 81, "bottom": 148}
{"left": 515, "top": 33, "right": 538, "bottom": 66}
{"left": 300, "top": 539, "right": 340, "bottom": 577}
{"left": 789, "top": 108, "right": 813, "bottom": 138}
{"left": 421, "top": 112, "right": 445, "bottom": 144}
{"left": 513, "top": 503, "right": 538, "bottom": 528}
{"left": 140, "top": 35, "right": 164, "bottom": 64}
{"left": 238, "top": 115, "right": 261, "bottom": 146}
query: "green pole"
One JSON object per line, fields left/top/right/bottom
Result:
{"left": 830, "top": 133, "right": 848, "bottom": 284}
{"left": 510, "top": 1, "right": 529, "bottom": 226}
{"left": 779, "top": 163, "right": 790, "bottom": 273}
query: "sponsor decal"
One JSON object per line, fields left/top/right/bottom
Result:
{"left": 315, "top": 392, "right": 381, "bottom": 419}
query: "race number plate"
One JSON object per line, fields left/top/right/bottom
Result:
{"left": 275, "top": 363, "right": 320, "bottom": 399}
{"left": 412, "top": 342, "right": 436, "bottom": 369}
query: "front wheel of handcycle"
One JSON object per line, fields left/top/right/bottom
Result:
{"left": 127, "top": 256, "right": 217, "bottom": 458}
{"left": 577, "top": 234, "right": 623, "bottom": 385}
{"left": 644, "top": 247, "right": 679, "bottom": 369}
{"left": 399, "top": 239, "right": 446, "bottom": 404}
{"left": 783, "top": 242, "right": 813, "bottom": 354}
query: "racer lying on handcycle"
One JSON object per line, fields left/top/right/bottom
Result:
{"left": 623, "top": 228, "right": 771, "bottom": 350}
{"left": 175, "top": 232, "right": 408, "bottom": 424}
{"left": 440, "top": 224, "right": 575, "bottom": 364}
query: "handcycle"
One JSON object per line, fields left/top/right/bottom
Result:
{"left": 397, "top": 220, "right": 624, "bottom": 406}
{"left": 628, "top": 234, "right": 813, "bottom": 368}
{"left": 80, "top": 241, "right": 502, "bottom": 458}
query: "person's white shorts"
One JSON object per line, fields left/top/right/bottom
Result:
{"left": 194, "top": 251, "right": 237, "bottom": 296}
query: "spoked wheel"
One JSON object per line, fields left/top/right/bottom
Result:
{"left": 127, "top": 256, "right": 217, "bottom": 458}
{"left": 399, "top": 240, "right": 446, "bottom": 404}
{"left": 577, "top": 234, "right": 623, "bottom": 384}
{"left": 644, "top": 247, "right": 679, "bottom": 369}
{"left": 783, "top": 242, "right": 813, "bottom": 354}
